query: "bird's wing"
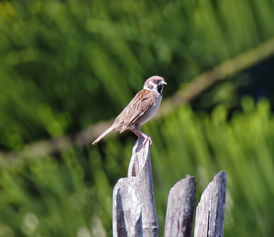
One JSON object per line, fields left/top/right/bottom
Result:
{"left": 115, "top": 89, "right": 156, "bottom": 132}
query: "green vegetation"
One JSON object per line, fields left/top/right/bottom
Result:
{"left": 1, "top": 0, "right": 274, "bottom": 236}
{"left": 1, "top": 0, "right": 274, "bottom": 149}
{"left": 1, "top": 101, "right": 274, "bottom": 236}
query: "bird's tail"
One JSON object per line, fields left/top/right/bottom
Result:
{"left": 92, "top": 126, "right": 114, "bottom": 145}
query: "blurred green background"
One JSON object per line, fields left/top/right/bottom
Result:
{"left": 1, "top": 0, "right": 274, "bottom": 236}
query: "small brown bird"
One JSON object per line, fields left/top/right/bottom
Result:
{"left": 92, "top": 75, "right": 167, "bottom": 145}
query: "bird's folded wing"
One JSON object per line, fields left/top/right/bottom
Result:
{"left": 122, "top": 89, "right": 156, "bottom": 129}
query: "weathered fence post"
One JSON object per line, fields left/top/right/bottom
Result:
{"left": 164, "top": 175, "right": 196, "bottom": 237}
{"left": 113, "top": 178, "right": 143, "bottom": 236}
{"left": 113, "top": 137, "right": 159, "bottom": 237}
{"left": 194, "top": 171, "right": 226, "bottom": 237}
{"left": 113, "top": 138, "right": 226, "bottom": 237}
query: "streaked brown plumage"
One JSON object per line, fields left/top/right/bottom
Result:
{"left": 92, "top": 75, "right": 167, "bottom": 145}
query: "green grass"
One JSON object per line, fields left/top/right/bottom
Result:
{"left": 1, "top": 0, "right": 274, "bottom": 236}
{"left": 1, "top": 98, "right": 274, "bottom": 236}
{"left": 1, "top": 0, "right": 274, "bottom": 148}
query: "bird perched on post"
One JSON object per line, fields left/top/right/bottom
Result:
{"left": 92, "top": 75, "right": 167, "bottom": 145}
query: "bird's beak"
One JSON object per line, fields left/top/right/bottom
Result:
{"left": 161, "top": 81, "right": 167, "bottom": 86}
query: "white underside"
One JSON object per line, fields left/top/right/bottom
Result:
{"left": 138, "top": 94, "right": 162, "bottom": 125}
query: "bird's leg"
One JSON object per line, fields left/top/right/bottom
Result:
{"left": 130, "top": 127, "right": 152, "bottom": 146}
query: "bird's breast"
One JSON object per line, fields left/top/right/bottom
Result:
{"left": 139, "top": 95, "right": 162, "bottom": 125}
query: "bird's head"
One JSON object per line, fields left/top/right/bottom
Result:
{"left": 143, "top": 75, "right": 167, "bottom": 94}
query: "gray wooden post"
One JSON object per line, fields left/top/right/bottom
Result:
{"left": 113, "top": 178, "right": 143, "bottom": 236}
{"left": 194, "top": 171, "right": 226, "bottom": 237}
{"left": 113, "top": 137, "right": 226, "bottom": 237}
{"left": 113, "top": 137, "right": 159, "bottom": 237}
{"left": 164, "top": 175, "right": 196, "bottom": 237}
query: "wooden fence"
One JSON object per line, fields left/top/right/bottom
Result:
{"left": 113, "top": 137, "right": 226, "bottom": 237}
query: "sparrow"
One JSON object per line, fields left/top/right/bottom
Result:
{"left": 92, "top": 75, "right": 167, "bottom": 145}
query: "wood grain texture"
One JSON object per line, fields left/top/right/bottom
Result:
{"left": 164, "top": 175, "right": 196, "bottom": 237}
{"left": 194, "top": 171, "right": 226, "bottom": 237}
{"left": 113, "top": 178, "right": 142, "bottom": 237}
{"left": 113, "top": 137, "right": 159, "bottom": 237}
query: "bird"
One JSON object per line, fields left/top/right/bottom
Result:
{"left": 92, "top": 75, "right": 167, "bottom": 145}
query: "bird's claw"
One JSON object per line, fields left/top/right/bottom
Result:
{"left": 142, "top": 136, "right": 152, "bottom": 147}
